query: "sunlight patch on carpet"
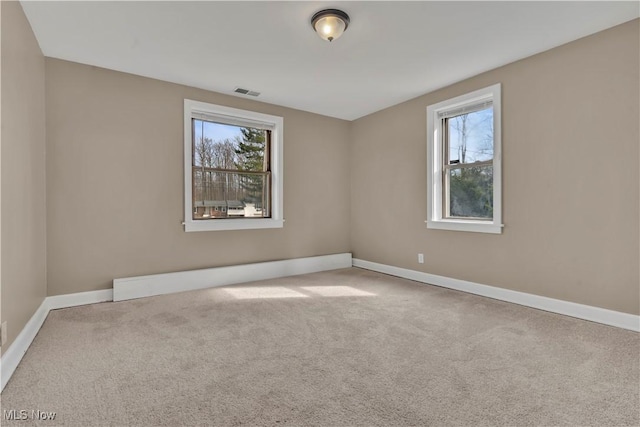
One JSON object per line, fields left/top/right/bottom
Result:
{"left": 301, "top": 286, "right": 376, "bottom": 297}
{"left": 223, "top": 286, "right": 308, "bottom": 299}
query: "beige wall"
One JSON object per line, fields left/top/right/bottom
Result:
{"left": 350, "top": 19, "right": 640, "bottom": 315}
{"left": 1, "top": 1, "right": 47, "bottom": 352}
{"left": 45, "top": 59, "right": 351, "bottom": 296}
{"left": 3, "top": 12, "right": 637, "bottom": 353}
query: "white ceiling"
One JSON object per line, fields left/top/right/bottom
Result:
{"left": 21, "top": 1, "right": 639, "bottom": 121}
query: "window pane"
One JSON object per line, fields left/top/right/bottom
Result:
{"left": 193, "top": 170, "right": 270, "bottom": 220}
{"left": 193, "top": 119, "right": 268, "bottom": 172}
{"left": 447, "top": 107, "right": 493, "bottom": 164}
{"left": 448, "top": 166, "right": 493, "bottom": 219}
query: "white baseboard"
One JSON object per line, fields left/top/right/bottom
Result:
{"left": 113, "top": 253, "right": 353, "bottom": 302}
{"left": 1, "top": 300, "right": 49, "bottom": 392}
{"left": 6, "top": 254, "right": 631, "bottom": 394}
{"left": 1, "top": 253, "right": 352, "bottom": 392}
{"left": 1, "top": 288, "right": 114, "bottom": 393}
{"left": 353, "top": 258, "right": 640, "bottom": 332}
{"left": 47, "top": 289, "right": 113, "bottom": 310}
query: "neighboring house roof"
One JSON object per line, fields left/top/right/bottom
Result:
{"left": 227, "top": 200, "right": 245, "bottom": 208}
{"left": 194, "top": 200, "right": 245, "bottom": 208}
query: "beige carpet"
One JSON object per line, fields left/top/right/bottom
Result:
{"left": 1, "top": 268, "right": 638, "bottom": 426}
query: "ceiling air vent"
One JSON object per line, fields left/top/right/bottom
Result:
{"left": 233, "top": 87, "right": 260, "bottom": 97}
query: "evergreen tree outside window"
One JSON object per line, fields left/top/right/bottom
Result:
{"left": 235, "top": 127, "right": 270, "bottom": 213}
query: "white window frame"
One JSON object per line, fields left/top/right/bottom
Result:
{"left": 184, "top": 99, "right": 284, "bottom": 232}
{"left": 426, "top": 84, "right": 502, "bottom": 234}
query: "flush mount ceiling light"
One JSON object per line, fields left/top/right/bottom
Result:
{"left": 311, "top": 9, "right": 350, "bottom": 42}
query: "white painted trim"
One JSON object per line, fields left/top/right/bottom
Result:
{"left": 425, "top": 219, "right": 503, "bottom": 234}
{"left": 426, "top": 83, "right": 502, "bottom": 234}
{"left": 353, "top": 258, "right": 640, "bottom": 332}
{"left": 1, "top": 289, "right": 114, "bottom": 393}
{"left": 1, "top": 254, "right": 351, "bottom": 392}
{"left": 47, "top": 289, "right": 113, "bottom": 310}
{"left": 114, "top": 253, "right": 353, "bottom": 302}
{"left": 184, "top": 218, "right": 284, "bottom": 232}
{"left": 1, "top": 300, "right": 48, "bottom": 392}
{"left": 183, "top": 99, "right": 284, "bottom": 233}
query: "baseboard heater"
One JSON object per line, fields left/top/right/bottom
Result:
{"left": 113, "top": 253, "right": 353, "bottom": 302}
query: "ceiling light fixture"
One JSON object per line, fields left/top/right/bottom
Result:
{"left": 311, "top": 9, "right": 350, "bottom": 42}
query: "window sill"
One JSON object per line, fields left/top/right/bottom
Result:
{"left": 184, "top": 218, "right": 284, "bottom": 232}
{"left": 426, "top": 219, "right": 503, "bottom": 234}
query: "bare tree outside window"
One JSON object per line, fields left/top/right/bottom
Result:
{"left": 192, "top": 119, "right": 270, "bottom": 220}
{"left": 426, "top": 84, "right": 501, "bottom": 234}
{"left": 445, "top": 107, "right": 494, "bottom": 219}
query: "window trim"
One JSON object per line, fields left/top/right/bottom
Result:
{"left": 426, "top": 84, "right": 502, "bottom": 234}
{"left": 184, "top": 99, "right": 284, "bottom": 232}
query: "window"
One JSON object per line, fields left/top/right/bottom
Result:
{"left": 184, "top": 100, "right": 283, "bottom": 232}
{"left": 426, "top": 84, "right": 502, "bottom": 234}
